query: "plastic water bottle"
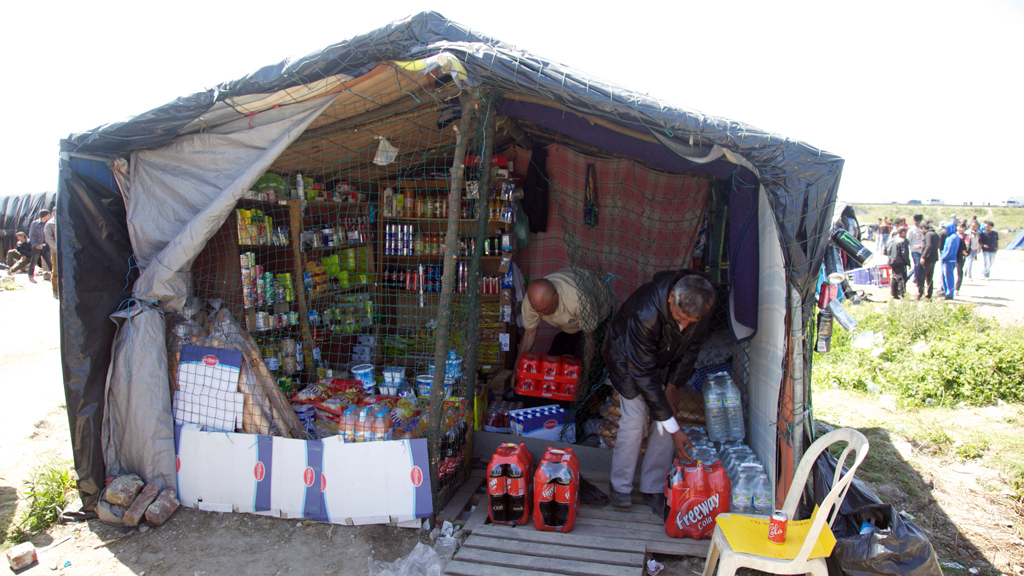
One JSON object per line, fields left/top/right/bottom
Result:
{"left": 752, "top": 473, "right": 773, "bottom": 516}
{"left": 703, "top": 375, "right": 729, "bottom": 442}
{"left": 731, "top": 468, "right": 754, "bottom": 514}
{"left": 722, "top": 375, "right": 745, "bottom": 442}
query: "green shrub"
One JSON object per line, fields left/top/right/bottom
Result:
{"left": 812, "top": 300, "right": 1024, "bottom": 406}
{"left": 5, "top": 459, "right": 76, "bottom": 544}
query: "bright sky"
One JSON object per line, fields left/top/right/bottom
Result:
{"left": 3, "top": 0, "right": 1022, "bottom": 205}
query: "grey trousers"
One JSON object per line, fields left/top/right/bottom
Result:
{"left": 610, "top": 392, "right": 675, "bottom": 495}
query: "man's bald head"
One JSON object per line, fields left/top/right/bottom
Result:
{"left": 527, "top": 278, "right": 558, "bottom": 316}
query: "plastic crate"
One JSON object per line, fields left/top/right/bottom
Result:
{"left": 876, "top": 265, "right": 892, "bottom": 286}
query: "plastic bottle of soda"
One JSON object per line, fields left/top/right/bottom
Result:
{"left": 507, "top": 463, "right": 526, "bottom": 525}
{"left": 340, "top": 408, "right": 356, "bottom": 443}
{"left": 664, "top": 458, "right": 685, "bottom": 522}
{"left": 552, "top": 463, "right": 573, "bottom": 527}
{"left": 379, "top": 410, "right": 393, "bottom": 441}
{"left": 488, "top": 463, "right": 508, "bottom": 523}
{"left": 537, "top": 464, "right": 557, "bottom": 526}
{"left": 437, "top": 431, "right": 450, "bottom": 480}
{"left": 370, "top": 410, "right": 386, "bottom": 442}
{"left": 354, "top": 407, "right": 371, "bottom": 443}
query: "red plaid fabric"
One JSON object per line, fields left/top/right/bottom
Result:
{"left": 512, "top": 144, "right": 710, "bottom": 309}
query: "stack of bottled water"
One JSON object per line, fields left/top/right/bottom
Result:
{"left": 702, "top": 373, "right": 745, "bottom": 443}
{"left": 717, "top": 443, "right": 773, "bottom": 516}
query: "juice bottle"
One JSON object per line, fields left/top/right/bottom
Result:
{"left": 372, "top": 409, "right": 389, "bottom": 442}
{"left": 341, "top": 408, "right": 356, "bottom": 443}
{"left": 354, "top": 407, "right": 371, "bottom": 442}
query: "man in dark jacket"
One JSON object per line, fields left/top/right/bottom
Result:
{"left": 916, "top": 222, "right": 940, "bottom": 300}
{"left": 885, "top": 226, "right": 910, "bottom": 299}
{"left": 4, "top": 231, "right": 32, "bottom": 274}
{"left": 604, "top": 270, "right": 714, "bottom": 512}
{"left": 979, "top": 221, "right": 999, "bottom": 279}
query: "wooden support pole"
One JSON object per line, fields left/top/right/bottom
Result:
{"left": 427, "top": 91, "right": 478, "bottom": 485}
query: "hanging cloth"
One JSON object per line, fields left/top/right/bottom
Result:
{"left": 584, "top": 164, "right": 598, "bottom": 227}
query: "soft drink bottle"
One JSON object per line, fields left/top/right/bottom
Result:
{"left": 664, "top": 458, "right": 685, "bottom": 522}
{"left": 537, "top": 473, "right": 557, "bottom": 527}
{"left": 507, "top": 463, "right": 526, "bottom": 525}
{"left": 553, "top": 462, "right": 573, "bottom": 527}
{"left": 372, "top": 410, "right": 388, "bottom": 442}
{"left": 341, "top": 409, "right": 355, "bottom": 443}
{"left": 438, "top": 431, "right": 450, "bottom": 480}
{"left": 354, "top": 407, "right": 370, "bottom": 443}
{"left": 488, "top": 463, "right": 508, "bottom": 523}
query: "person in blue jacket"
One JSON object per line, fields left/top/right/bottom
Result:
{"left": 939, "top": 221, "right": 960, "bottom": 300}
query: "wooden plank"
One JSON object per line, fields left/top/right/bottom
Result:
{"left": 453, "top": 547, "right": 639, "bottom": 576}
{"left": 464, "top": 535, "right": 644, "bottom": 567}
{"left": 574, "top": 516, "right": 666, "bottom": 535}
{"left": 644, "top": 537, "right": 709, "bottom": 557}
{"left": 445, "top": 559, "right": 566, "bottom": 576}
{"left": 570, "top": 520, "right": 710, "bottom": 557}
{"left": 473, "top": 523, "right": 646, "bottom": 554}
{"left": 577, "top": 506, "right": 663, "bottom": 524}
{"left": 462, "top": 494, "right": 491, "bottom": 534}
{"left": 438, "top": 475, "right": 483, "bottom": 523}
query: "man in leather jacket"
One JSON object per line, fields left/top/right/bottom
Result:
{"left": 604, "top": 270, "right": 714, "bottom": 512}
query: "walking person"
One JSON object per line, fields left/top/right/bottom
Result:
{"left": 907, "top": 214, "right": 924, "bottom": 282}
{"left": 885, "top": 226, "right": 910, "bottom": 299}
{"left": 26, "top": 209, "right": 51, "bottom": 283}
{"left": 979, "top": 221, "right": 999, "bottom": 279}
{"left": 44, "top": 212, "right": 58, "bottom": 299}
{"left": 964, "top": 221, "right": 980, "bottom": 279}
{"left": 916, "top": 221, "right": 940, "bottom": 300}
{"left": 939, "top": 221, "right": 959, "bottom": 300}
{"left": 955, "top": 223, "right": 968, "bottom": 294}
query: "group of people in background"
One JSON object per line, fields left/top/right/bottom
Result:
{"left": 884, "top": 213, "right": 999, "bottom": 301}
{"left": 2, "top": 208, "right": 58, "bottom": 298}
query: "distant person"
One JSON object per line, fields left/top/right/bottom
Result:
{"left": 26, "top": 209, "right": 51, "bottom": 283}
{"left": 939, "top": 221, "right": 959, "bottom": 300}
{"left": 4, "top": 231, "right": 32, "bottom": 275}
{"left": 916, "top": 221, "right": 940, "bottom": 300}
{"left": 907, "top": 214, "right": 924, "bottom": 281}
{"left": 885, "top": 226, "right": 910, "bottom": 299}
{"left": 979, "top": 221, "right": 999, "bottom": 279}
{"left": 964, "top": 221, "right": 981, "bottom": 279}
{"left": 44, "top": 212, "right": 58, "bottom": 299}
{"left": 955, "top": 223, "right": 969, "bottom": 293}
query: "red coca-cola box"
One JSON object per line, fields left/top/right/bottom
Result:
{"left": 516, "top": 354, "right": 581, "bottom": 402}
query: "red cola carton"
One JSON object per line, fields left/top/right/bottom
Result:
{"left": 533, "top": 447, "right": 580, "bottom": 533}
{"left": 519, "top": 352, "right": 540, "bottom": 374}
{"left": 516, "top": 354, "right": 582, "bottom": 402}
{"left": 665, "top": 458, "right": 731, "bottom": 539}
{"left": 486, "top": 442, "right": 533, "bottom": 526}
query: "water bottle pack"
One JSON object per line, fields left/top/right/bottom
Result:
{"left": 702, "top": 372, "right": 745, "bottom": 443}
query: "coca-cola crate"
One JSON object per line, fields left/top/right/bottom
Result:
{"left": 515, "top": 371, "right": 579, "bottom": 402}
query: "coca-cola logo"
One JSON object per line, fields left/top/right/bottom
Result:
{"left": 676, "top": 493, "right": 721, "bottom": 529}
{"left": 543, "top": 419, "right": 557, "bottom": 430}
{"left": 303, "top": 467, "right": 315, "bottom": 487}
{"left": 410, "top": 466, "right": 423, "bottom": 487}
{"left": 202, "top": 354, "right": 219, "bottom": 366}
{"left": 254, "top": 462, "right": 265, "bottom": 482}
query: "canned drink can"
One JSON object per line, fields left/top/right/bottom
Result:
{"left": 768, "top": 510, "right": 788, "bottom": 543}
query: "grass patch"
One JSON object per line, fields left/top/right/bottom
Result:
{"left": 0, "top": 276, "right": 23, "bottom": 291}
{"left": 4, "top": 459, "right": 76, "bottom": 545}
{"left": 812, "top": 300, "right": 1024, "bottom": 406}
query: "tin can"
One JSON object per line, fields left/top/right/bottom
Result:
{"left": 768, "top": 510, "right": 788, "bottom": 543}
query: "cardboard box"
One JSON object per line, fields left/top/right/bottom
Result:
{"left": 175, "top": 424, "right": 432, "bottom": 525}
{"left": 509, "top": 406, "right": 575, "bottom": 442}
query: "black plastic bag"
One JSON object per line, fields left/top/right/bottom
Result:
{"left": 812, "top": 451, "right": 942, "bottom": 576}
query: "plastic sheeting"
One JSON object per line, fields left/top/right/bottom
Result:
{"left": 1, "top": 191, "right": 55, "bottom": 254}
{"left": 101, "top": 300, "right": 176, "bottom": 490}
{"left": 64, "top": 11, "right": 843, "bottom": 307}
{"left": 56, "top": 160, "right": 138, "bottom": 510}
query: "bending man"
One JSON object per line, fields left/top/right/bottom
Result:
{"left": 604, "top": 270, "right": 714, "bottom": 513}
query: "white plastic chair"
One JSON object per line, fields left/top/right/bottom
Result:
{"left": 702, "top": 428, "right": 870, "bottom": 576}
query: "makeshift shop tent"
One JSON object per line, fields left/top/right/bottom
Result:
{"left": 1008, "top": 230, "right": 1024, "bottom": 250}
{"left": 57, "top": 11, "right": 844, "bottom": 518}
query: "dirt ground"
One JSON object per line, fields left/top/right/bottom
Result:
{"left": 2, "top": 250, "right": 1022, "bottom": 576}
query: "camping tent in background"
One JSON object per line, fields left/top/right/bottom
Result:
{"left": 56, "top": 11, "right": 843, "bottom": 513}
{"left": 1008, "top": 230, "right": 1024, "bottom": 250}
{"left": 1, "top": 192, "right": 56, "bottom": 254}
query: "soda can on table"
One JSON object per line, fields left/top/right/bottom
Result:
{"left": 768, "top": 510, "right": 788, "bottom": 544}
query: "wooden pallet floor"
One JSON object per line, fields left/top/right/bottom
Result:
{"left": 451, "top": 477, "right": 709, "bottom": 576}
